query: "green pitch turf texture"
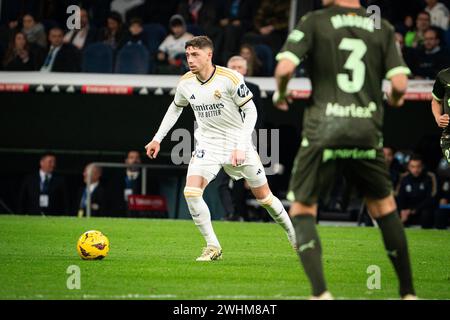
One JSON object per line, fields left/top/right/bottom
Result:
{"left": 0, "top": 214, "right": 448, "bottom": 300}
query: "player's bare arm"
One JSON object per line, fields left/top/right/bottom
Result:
{"left": 273, "top": 59, "right": 296, "bottom": 111}
{"left": 431, "top": 97, "right": 448, "bottom": 128}
{"left": 386, "top": 73, "right": 408, "bottom": 107}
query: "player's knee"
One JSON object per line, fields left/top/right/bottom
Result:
{"left": 289, "top": 202, "right": 317, "bottom": 217}
{"left": 184, "top": 187, "right": 205, "bottom": 216}
{"left": 257, "top": 193, "right": 274, "bottom": 208}
{"left": 365, "top": 195, "right": 396, "bottom": 218}
{"left": 251, "top": 182, "right": 271, "bottom": 200}
{"left": 184, "top": 187, "right": 203, "bottom": 200}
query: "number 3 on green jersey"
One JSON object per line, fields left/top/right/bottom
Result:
{"left": 337, "top": 38, "right": 367, "bottom": 93}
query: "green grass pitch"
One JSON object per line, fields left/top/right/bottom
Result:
{"left": 0, "top": 214, "right": 449, "bottom": 300}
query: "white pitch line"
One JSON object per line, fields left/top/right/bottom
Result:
{"left": 202, "top": 295, "right": 395, "bottom": 300}
{"left": 10, "top": 293, "right": 178, "bottom": 300}
{"left": 8, "top": 293, "right": 415, "bottom": 300}
{"left": 204, "top": 295, "right": 308, "bottom": 300}
{"left": 82, "top": 294, "right": 178, "bottom": 299}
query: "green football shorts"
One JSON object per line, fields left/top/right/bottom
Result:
{"left": 287, "top": 145, "right": 393, "bottom": 205}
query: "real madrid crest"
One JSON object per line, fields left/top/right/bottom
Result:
{"left": 214, "top": 90, "right": 221, "bottom": 99}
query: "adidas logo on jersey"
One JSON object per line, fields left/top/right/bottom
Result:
{"left": 190, "top": 94, "right": 195, "bottom": 100}
{"left": 256, "top": 169, "right": 262, "bottom": 175}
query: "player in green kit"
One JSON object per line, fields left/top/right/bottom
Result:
{"left": 431, "top": 68, "right": 450, "bottom": 161}
{"left": 273, "top": 0, "right": 417, "bottom": 299}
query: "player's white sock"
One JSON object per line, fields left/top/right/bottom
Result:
{"left": 257, "top": 193, "right": 297, "bottom": 248}
{"left": 184, "top": 187, "right": 221, "bottom": 249}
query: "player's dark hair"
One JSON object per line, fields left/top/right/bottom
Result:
{"left": 185, "top": 36, "right": 214, "bottom": 51}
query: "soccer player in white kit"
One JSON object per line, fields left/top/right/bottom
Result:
{"left": 145, "top": 36, "right": 297, "bottom": 261}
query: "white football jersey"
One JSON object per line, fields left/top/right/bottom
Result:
{"left": 174, "top": 65, "right": 255, "bottom": 159}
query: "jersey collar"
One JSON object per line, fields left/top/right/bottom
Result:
{"left": 196, "top": 65, "right": 216, "bottom": 86}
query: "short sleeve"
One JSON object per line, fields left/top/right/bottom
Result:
{"left": 275, "top": 12, "right": 314, "bottom": 66}
{"left": 432, "top": 72, "right": 445, "bottom": 101}
{"left": 383, "top": 21, "right": 411, "bottom": 79}
{"left": 174, "top": 83, "right": 189, "bottom": 107}
{"left": 230, "top": 73, "right": 254, "bottom": 108}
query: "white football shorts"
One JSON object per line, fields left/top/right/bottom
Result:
{"left": 186, "top": 147, "right": 267, "bottom": 188}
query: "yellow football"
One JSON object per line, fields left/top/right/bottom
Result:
{"left": 77, "top": 230, "right": 110, "bottom": 260}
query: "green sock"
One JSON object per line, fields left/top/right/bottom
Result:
{"left": 376, "top": 211, "right": 415, "bottom": 297}
{"left": 292, "top": 215, "right": 327, "bottom": 296}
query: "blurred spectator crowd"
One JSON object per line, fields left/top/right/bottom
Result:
{"left": 0, "top": 0, "right": 290, "bottom": 75}
{"left": 392, "top": 0, "right": 450, "bottom": 79}
{"left": 14, "top": 147, "right": 450, "bottom": 229}
{"left": 17, "top": 150, "right": 164, "bottom": 218}
{"left": 0, "top": 0, "right": 448, "bottom": 78}
{"left": 320, "top": 147, "right": 450, "bottom": 229}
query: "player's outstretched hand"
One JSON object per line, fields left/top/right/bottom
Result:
{"left": 437, "top": 114, "right": 449, "bottom": 128}
{"left": 145, "top": 140, "right": 160, "bottom": 159}
{"left": 273, "top": 90, "right": 293, "bottom": 111}
{"left": 231, "top": 149, "right": 246, "bottom": 167}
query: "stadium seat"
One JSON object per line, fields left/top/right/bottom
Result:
{"left": 115, "top": 43, "right": 150, "bottom": 74}
{"left": 254, "top": 44, "right": 274, "bottom": 76}
{"left": 82, "top": 43, "right": 114, "bottom": 73}
{"left": 142, "top": 23, "right": 167, "bottom": 74}
{"left": 186, "top": 24, "right": 204, "bottom": 36}
{"left": 143, "top": 23, "right": 167, "bottom": 55}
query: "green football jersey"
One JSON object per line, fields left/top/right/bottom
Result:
{"left": 277, "top": 5, "right": 411, "bottom": 148}
{"left": 432, "top": 68, "right": 450, "bottom": 134}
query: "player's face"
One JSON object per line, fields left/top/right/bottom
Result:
{"left": 408, "top": 160, "right": 423, "bottom": 177}
{"left": 186, "top": 46, "right": 212, "bottom": 74}
{"left": 228, "top": 60, "right": 247, "bottom": 76}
